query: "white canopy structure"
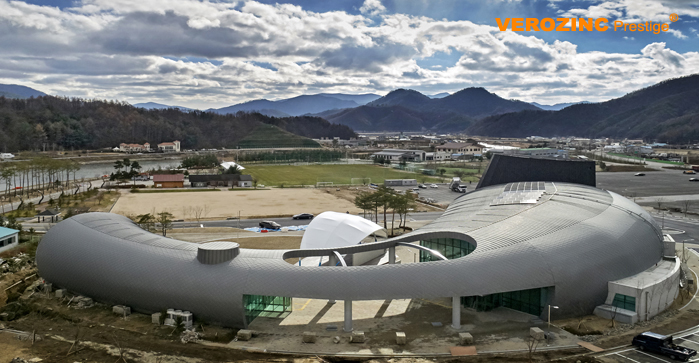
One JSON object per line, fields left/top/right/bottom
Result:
{"left": 220, "top": 161, "right": 245, "bottom": 170}
{"left": 300, "top": 212, "right": 383, "bottom": 250}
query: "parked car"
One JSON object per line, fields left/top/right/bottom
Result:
{"left": 635, "top": 173, "right": 646, "bottom": 176}
{"left": 259, "top": 221, "right": 281, "bottom": 229}
{"left": 292, "top": 213, "right": 314, "bottom": 220}
{"left": 632, "top": 332, "right": 697, "bottom": 361}
{"left": 683, "top": 170, "right": 696, "bottom": 174}
{"left": 430, "top": 184, "right": 438, "bottom": 188}
{"left": 690, "top": 178, "right": 698, "bottom": 182}
{"left": 418, "top": 184, "right": 427, "bottom": 189}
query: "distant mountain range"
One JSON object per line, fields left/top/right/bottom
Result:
{"left": 467, "top": 74, "right": 699, "bottom": 143}
{"left": 208, "top": 93, "right": 382, "bottom": 117}
{"left": 529, "top": 101, "right": 589, "bottom": 111}
{"left": 0, "top": 84, "right": 46, "bottom": 99}
{"left": 133, "top": 102, "right": 194, "bottom": 111}
{"left": 318, "top": 88, "right": 540, "bottom": 131}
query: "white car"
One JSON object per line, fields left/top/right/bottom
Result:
{"left": 430, "top": 184, "right": 438, "bottom": 188}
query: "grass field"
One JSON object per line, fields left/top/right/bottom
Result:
{"left": 244, "top": 164, "right": 442, "bottom": 186}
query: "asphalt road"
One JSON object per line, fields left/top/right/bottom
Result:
{"left": 390, "top": 183, "right": 469, "bottom": 205}
{"left": 597, "top": 170, "right": 699, "bottom": 197}
{"left": 172, "top": 211, "right": 446, "bottom": 229}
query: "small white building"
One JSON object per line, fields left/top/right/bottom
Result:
{"left": 436, "top": 143, "right": 483, "bottom": 155}
{"left": 0, "top": 153, "right": 15, "bottom": 160}
{"left": 0, "top": 226, "right": 20, "bottom": 254}
{"left": 158, "top": 140, "right": 181, "bottom": 153}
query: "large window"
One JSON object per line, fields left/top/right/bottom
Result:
{"left": 420, "top": 238, "right": 475, "bottom": 262}
{"left": 462, "top": 287, "right": 550, "bottom": 316}
{"left": 612, "top": 293, "right": 636, "bottom": 311}
{"left": 243, "top": 294, "right": 292, "bottom": 325}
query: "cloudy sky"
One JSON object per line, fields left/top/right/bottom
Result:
{"left": 1, "top": 0, "right": 698, "bottom": 109}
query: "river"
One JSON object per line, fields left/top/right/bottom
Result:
{"left": 0, "top": 158, "right": 182, "bottom": 191}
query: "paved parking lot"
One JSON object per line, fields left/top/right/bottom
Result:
{"left": 390, "top": 182, "right": 469, "bottom": 205}
{"left": 597, "top": 171, "right": 699, "bottom": 197}
{"left": 602, "top": 332, "right": 699, "bottom": 362}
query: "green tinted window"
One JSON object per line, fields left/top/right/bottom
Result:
{"left": 612, "top": 294, "right": 636, "bottom": 311}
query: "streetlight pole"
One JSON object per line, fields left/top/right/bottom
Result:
{"left": 682, "top": 239, "right": 694, "bottom": 262}
{"left": 548, "top": 305, "right": 559, "bottom": 329}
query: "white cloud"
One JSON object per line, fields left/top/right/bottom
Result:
{"left": 359, "top": 0, "right": 386, "bottom": 17}
{"left": 0, "top": 0, "right": 697, "bottom": 109}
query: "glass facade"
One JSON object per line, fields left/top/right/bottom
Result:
{"left": 243, "top": 294, "right": 292, "bottom": 324}
{"left": 461, "top": 287, "right": 550, "bottom": 316}
{"left": 612, "top": 293, "right": 636, "bottom": 311}
{"left": 419, "top": 237, "right": 475, "bottom": 261}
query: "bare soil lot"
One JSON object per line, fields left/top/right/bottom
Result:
{"left": 111, "top": 188, "right": 361, "bottom": 220}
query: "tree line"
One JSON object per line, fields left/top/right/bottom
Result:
{"left": 0, "top": 158, "right": 82, "bottom": 209}
{"left": 236, "top": 150, "right": 344, "bottom": 164}
{"left": 0, "top": 96, "right": 357, "bottom": 152}
{"left": 354, "top": 186, "right": 417, "bottom": 235}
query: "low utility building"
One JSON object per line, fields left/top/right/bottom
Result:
{"left": 0, "top": 226, "right": 19, "bottom": 254}
{"left": 189, "top": 174, "right": 253, "bottom": 188}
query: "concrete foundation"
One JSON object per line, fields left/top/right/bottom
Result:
{"left": 151, "top": 313, "right": 161, "bottom": 324}
{"left": 459, "top": 332, "right": 473, "bottom": 345}
{"left": 302, "top": 331, "right": 316, "bottom": 343}
{"left": 530, "top": 327, "right": 545, "bottom": 340}
{"left": 237, "top": 329, "right": 253, "bottom": 341}
{"left": 396, "top": 331, "right": 406, "bottom": 345}
{"left": 350, "top": 330, "right": 365, "bottom": 343}
{"left": 112, "top": 305, "right": 131, "bottom": 316}
{"left": 55, "top": 289, "right": 66, "bottom": 298}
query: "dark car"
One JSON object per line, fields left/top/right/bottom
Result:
{"left": 635, "top": 173, "right": 646, "bottom": 176}
{"left": 690, "top": 178, "right": 699, "bottom": 182}
{"left": 292, "top": 213, "right": 314, "bottom": 220}
{"left": 632, "top": 332, "right": 697, "bottom": 361}
{"left": 418, "top": 184, "right": 427, "bottom": 189}
{"left": 259, "top": 221, "right": 281, "bottom": 229}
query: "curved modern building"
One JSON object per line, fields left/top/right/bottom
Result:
{"left": 36, "top": 182, "right": 677, "bottom": 329}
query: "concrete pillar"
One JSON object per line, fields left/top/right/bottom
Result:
{"left": 344, "top": 300, "right": 353, "bottom": 332}
{"left": 328, "top": 254, "right": 337, "bottom": 267}
{"left": 451, "top": 296, "right": 461, "bottom": 329}
{"left": 389, "top": 246, "right": 396, "bottom": 264}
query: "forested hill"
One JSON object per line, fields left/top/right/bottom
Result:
{"left": 467, "top": 74, "right": 699, "bottom": 143}
{"left": 0, "top": 96, "right": 356, "bottom": 151}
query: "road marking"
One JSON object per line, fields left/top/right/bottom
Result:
{"left": 635, "top": 349, "right": 674, "bottom": 363}
{"left": 615, "top": 352, "right": 642, "bottom": 363}
{"left": 294, "top": 299, "right": 312, "bottom": 311}
{"left": 602, "top": 348, "right": 635, "bottom": 356}
{"left": 678, "top": 336, "right": 699, "bottom": 345}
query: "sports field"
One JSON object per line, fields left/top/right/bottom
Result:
{"left": 111, "top": 188, "right": 361, "bottom": 220}
{"left": 244, "top": 164, "right": 442, "bottom": 186}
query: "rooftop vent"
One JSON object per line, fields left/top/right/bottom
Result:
{"left": 197, "top": 242, "right": 240, "bottom": 264}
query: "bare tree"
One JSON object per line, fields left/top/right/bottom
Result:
{"left": 191, "top": 206, "right": 204, "bottom": 222}
{"left": 682, "top": 200, "right": 693, "bottom": 218}
{"left": 609, "top": 305, "right": 619, "bottom": 328}
{"left": 655, "top": 197, "right": 665, "bottom": 210}
{"left": 526, "top": 335, "right": 543, "bottom": 363}
{"left": 203, "top": 204, "right": 211, "bottom": 218}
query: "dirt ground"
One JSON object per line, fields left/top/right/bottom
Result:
{"left": 323, "top": 186, "right": 442, "bottom": 213}
{"left": 111, "top": 188, "right": 362, "bottom": 220}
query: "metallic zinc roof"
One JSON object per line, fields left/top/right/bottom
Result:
{"left": 36, "top": 182, "right": 663, "bottom": 327}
